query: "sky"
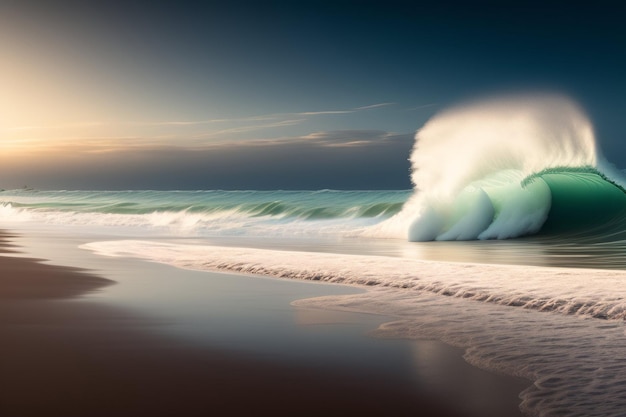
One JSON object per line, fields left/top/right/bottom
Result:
{"left": 0, "top": 1, "right": 624, "bottom": 190}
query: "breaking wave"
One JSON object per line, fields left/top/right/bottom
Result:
{"left": 0, "top": 190, "right": 407, "bottom": 237}
{"left": 374, "top": 94, "right": 626, "bottom": 241}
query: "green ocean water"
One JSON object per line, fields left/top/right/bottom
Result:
{"left": 2, "top": 168, "right": 626, "bottom": 269}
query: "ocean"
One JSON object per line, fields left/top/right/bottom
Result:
{"left": 2, "top": 95, "right": 626, "bottom": 416}
{"left": 1, "top": 186, "right": 626, "bottom": 416}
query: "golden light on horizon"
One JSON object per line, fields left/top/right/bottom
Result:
{"left": 0, "top": 15, "right": 147, "bottom": 154}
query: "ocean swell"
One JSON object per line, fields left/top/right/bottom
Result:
{"left": 0, "top": 190, "right": 408, "bottom": 237}
{"left": 374, "top": 94, "right": 626, "bottom": 241}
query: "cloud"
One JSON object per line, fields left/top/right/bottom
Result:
{"left": 295, "top": 110, "right": 354, "bottom": 116}
{"left": 192, "top": 119, "right": 306, "bottom": 138}
{"left": 5, "top": 102, "right": 394, "bottom": 133}
{"left": 129, "top": 115, "right": 280, "bottom": 127}
{"left": 354, "top": 102, "right": 394, "bottom": 110}
{"left": 2, "top": 103, "right": 408, "bottom": 155}
{"left": 194, "top": 129, "right": 414, "bottom": 150}
{"left": 135, "top": 102, "right": 395, "bottom": 129}
{"left": 298, "top": 130, "right": 413, "bottom": 147}
{"left": 295, "top": 102, "right": 394, "bottom": 116}
{"left": 0, "top": 129, "right": 414, "bottom": 190}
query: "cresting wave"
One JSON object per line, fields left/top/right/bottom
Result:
{"left": 0, "top": 190, "right": 407, "bottom": 237}
{"left": 374, "top": 94, "right": 626, "bottom": 241}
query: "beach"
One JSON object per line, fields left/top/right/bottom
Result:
{"left": 3, "top": 2, "right": 623, "bottom": 415}
{"left": 4, "top": 189, "right": 626, "bottom": 416}
{"left": 0, "top": 230, "right": 528, "bottom": 417}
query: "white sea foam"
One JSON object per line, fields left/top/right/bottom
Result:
{"left": 81, "top": 239, "right": 626, "bottom": 416}
{"left": 82, "top": 240, "right": 626, "bottom": 320}
{"left": 0, "top": 202, "right": 378, "bottom": 237}
{"left": 295, "top": 289, "right": 626, "bottom": 417}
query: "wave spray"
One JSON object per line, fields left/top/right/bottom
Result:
{"left": 375, "top": 94, "right": 623, "bottom": 241}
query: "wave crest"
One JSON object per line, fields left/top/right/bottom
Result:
{"left": 374, "top": 94, "right": 625, "bottom": 241}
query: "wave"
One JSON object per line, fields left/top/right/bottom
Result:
{"left": 0, "top": 190, "right": 408, "bottom": 237}
{"left": 373, "top": 94, "right": 626, "bottom": 241}
{"left": 0, "top": 190, "right": 406, "bottom": 218}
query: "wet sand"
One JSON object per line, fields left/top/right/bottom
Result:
{"left": 0, "top": 231, "right": 483, "bottom": 417}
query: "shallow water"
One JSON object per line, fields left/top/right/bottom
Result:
{"left": 8, "top": 228, "right": 527, "bottom": 417}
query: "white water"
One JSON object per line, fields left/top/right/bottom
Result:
{"left": 83, "top": 240, "right": 626, "bottom": 320}
{"left": 81, "top": 239, "right": 626, "bottom": 416}
{"left": 296, "top": 289, "right": 626, "bottom": 417}
{"left": 374, "top": 94, "right": 600, "bottom": 241}
{"left": 0, "top": 201, "right": 381, "bottom": 238}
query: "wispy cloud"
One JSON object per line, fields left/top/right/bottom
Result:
{"left": 294, "top": 102, "right": 394, "bottom": 116}
{"left": 4, "top": 102, "right": 394, "bottom": 134}
{"left": 192, "top": 119, "right": 306, "bottom": 138}
{"left": 354, "top": 102, "right": 394, "bottom": 111}
{"left": 217, "top": 130, "right": 412, "bottom": 149}
{"left": 3, "top": 102, "right": 404, "bottom": 152}
{"left": 121, "top": 102, "right": 397, "bottom": 140}
{"left": 298, "top": 130, "right": 412, "bottom": 147}
{"left": 2, "top": 128, "right": 416, "bottom": 158}
{"left": 129, "top": 115, "right": 280, "bottom": 127}
{"left": 136, "top": 102, "right": 395, "bottom": 126}
{"left": 295, "top": 110, "right": 354, "bottom": 116}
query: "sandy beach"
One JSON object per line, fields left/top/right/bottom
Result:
{"left": 0, "top": 230, "right": 528, "bottom": 417}
{"left": 3, "top": 2, "right": 623, "bottom": 415}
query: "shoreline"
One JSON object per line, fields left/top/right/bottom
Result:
{"left": 0, "top": 230, "right": 524, "bottom": 416}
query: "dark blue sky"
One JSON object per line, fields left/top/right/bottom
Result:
{"left": 1, "top": 1, "right": 624, "bottom": 189}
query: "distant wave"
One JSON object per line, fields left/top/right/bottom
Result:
{"left": 0, "top": 190, "right": 408, "bottom": 237}
{"left": 372, "top": 94, "right": 626, "bottom": 241}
